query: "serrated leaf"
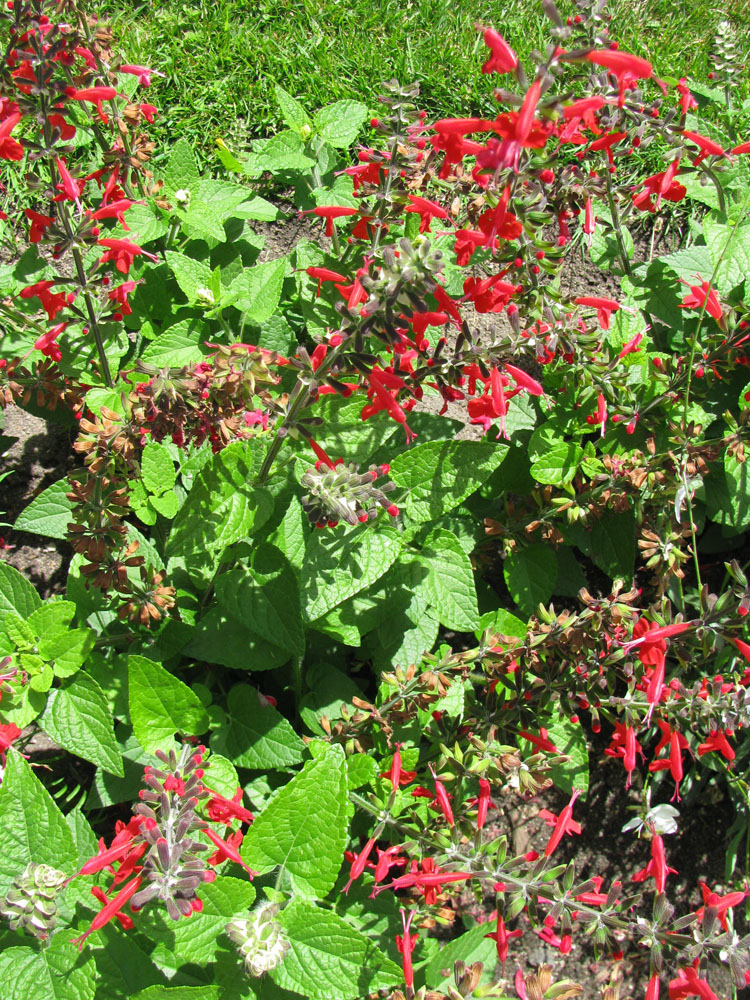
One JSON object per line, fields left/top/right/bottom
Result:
{"left": 229, "top": 257, "right": 287, "bottom": 323}
{"left": 705, "top": 215, "right": 750, "bottom": 293}
{"left": 302, "top": 524, "right": 403, "bottom": 621}
{"left": 27, "top": 600, "right": 75, "bottom": 636}
{"left": 87, "top": 926, "right": 165, "bottom": 1000}
{"left": 530, "top": 441, "right": 583, "bottom": 486}
{"left": 211, "top": 683, "right": 304, "bottom": 769}
{"left": 42, "top": 672, "right": 123, "bottom": 776}
{"left": 242, "top": 745, "right": 347, "bottom": 897}
{"left": 0, "top": 562, "right": 41, "bottom": 618}
{"left": 128, "top": 655, "right": 209, "bottom": 752}
{"left": 125, "top": 202, "right": 169, "bottom": 245}
{"left": 313, "top": 101, "right": 368, "bottom": 148}
{"left": 590, "top": 511, "right": 636, "bottom": 581}
{"left": 167, "top": 442, "right": 272, "bottom": 558}
{"left": 38, "top": 627, "right": 95, "bottom": 678}
{"left": 275, "top": 84, "right": 311, "bottom": 133}
{"left": 275, "top": 898, "right": 400, "bottom": 1000}
{"left": 14, "top": 478, "right": 75, "bottom": 540}
{"left": 146, "top": 877, "right": 254, "bottom": 968}
{"left": 164, "top": 137, "right": 200, "bottom": 195}
{"left": 185, "top": 607, "right": 289, "bottom": 671}
{"left": 133, "top": 989, "right": 220, "bottom": 1000}
{"left": 215, "top": 545, "right": 303, "bottom": 656}
{"left": 270, "top": 496, "right": 306, "bottom": 570}
{"left": 165, "top": 250, "right": 213, "bottom": 303}
{"left": 246, "top": 130, "right": 315, "bottom": 173}
{"left": 0, "top": 750, "right": 77, "bottom": 894}
{"left": 423, "top": 924, "right": 497, "bottom": 991}
{"left": 183, "top": 199, "right": 227, "bottom": 241}
{"left": 543, "top": 714, "right": 589, "bottom": 796}
{"left": 503, "top": 543, "right": 557, "bottom": 616}
{"left": 140, "top": 320, "right": 210, "bottom": 367}
{"left": 234, "top": 195, "right": 280, "bottom": 221}
{"left": 418, "top": 530, "right": 478, "bottom": 630}
{"left": 0, "top": 939, "right": 95, "bottom": 1000}
{"left": 390, "top": 440, "right": 508, "bottom": 523}
{"left": 141, "top": 441, "right": 176, "bottom": 496}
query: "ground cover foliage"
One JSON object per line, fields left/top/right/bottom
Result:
{"left": 1, "top": 2, "right": 750, "bottom": 999}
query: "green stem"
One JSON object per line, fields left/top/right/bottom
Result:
{"left": 604, "top": 166, "right": 633, "bottom": 278}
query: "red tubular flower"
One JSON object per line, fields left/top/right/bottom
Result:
{"left": 476, "top": 778, "right": 492, "bottom": 830}
{"left": 381, "top": 745, "right": 416, "bottom": 789}
{"left": 563, "top": 96, "right": 607, "bottom": 120}
{"left": 646, "top": 973, "right": 661, "bottom": 1000}
{"left": 586, "top": 392, "right": 608, "bottom": 437}
{"left": 205, "top": 786, "right": 254, "bottom": 825}
{"left": 682, "top": 130, "right": 725, "bottom": 165}
{"left": 98, "top": 237, "right": 156, "bottom": 275}
{"left": 70, "top": 876, "right": 142, "bottom": 950}
{"left": 305, "top": 266, "right": 348, "bottom": 298}
{"left": 405, "top": 194, "right": 451, "bottom": 233}
{"left": 19, "top": 280, "right": 67, "bottom": 321}
{"left": 119, "top": 64, "right": 163, "bottom": 87}
{"left": 34, "top": 322, "right": 67, "bottom": 362}
{"left": 504, "top": 362, "right": 544, "bottom": 396}
{"left": 680, "top": 279, "right": 723, "bottom": 324}
{"left": 541, "top": 790, "right": 581, "bottom": 857}
{"left": 518, "top": 727, "right": 559, "bottom": 753}
{"left": 485, "top": 913, "right": 522, "bottom": 963}
{"left": 632, "top": 830, "right": 676, "bottom": 894}
{"left": 0, "top": 723, "right": 21, "bottom": 763}
{"left": 698, "top": 729, "right": 735, "bottom": 762}
{"left": 585, "top": 49, "right": 653, "bottom": 83}
{"left": 618, "top": 330, "right": 644, "bottom": 358}
{"left": 668, "top": 963, "right": 720, "bottom": 1000}
{"left": 373, "top": 845, "right": 405, "bottom": 883}
{"left": 696, "top": 882, "right": 746, "bottom": 930}
{"left": 302, "top": 205, "right": 358, "bottom": 237}
{"left": 67, "top": 85, "right": 119, "bottom": 124}
{"left": 0, "top": 112, "right": 24, "bottom": 160}
{"left": 343, "top": 836, "right": 376, "bottom": 893}
{"left": 91, "top": 198, "right": 140, "bottom": 231}
{"left": 204, "top": 827, "right": 257, "bottom": 877}
{"left": 396, "top": 909, "right": 418, "bottom": 988}
{"left": 480, "top": 27, "right": 518, "bottom": 75}
{"left": 648, "top": 723, "right": 688, "bottom": 800}
{"left": 90, "top": 886, "right": 134, "bottom": 931}
{"left": 431, "top": 769, "right": 454, "bottom": 827}
{"left": 575, "top": 295, "right": 621, "bottom": 330}
{"left": 55, "top": 157, "right": 84, "bottom": 203}
{"left": 25, "top": 208, "right": 55, "bottom": 243}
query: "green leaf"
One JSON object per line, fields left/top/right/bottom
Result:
{"left": 41, "top": 672, "right": 123, "bottom": 776}
{"left": 543, "top": 714, "right": 589, "bottom": 796}
{"left": 140, "top": 320, "right": 210, "bottom": 367}
{"left": 125, "top": 202, "right": 169, "bottom": 245}
{"left": 0, "top": 562, "right": 41, "bottom": 619}
{"left": 234, "top": 194, "right": 281, "bottom": 222}
{"left": 274, "top": 898, "right": 400, "bottom": 1000}
{"left": 183, "top": 200, "right": 227, "bottom": 242}
{"left": 146, "top": 877, "right": 255, "bottom": 968}
{"left": 211, "top": 684, "right": 305, "bottom": 769}
{"left": 590, "top": 511, "right": 636, "bottom": 581}
{"left": 423, "top": 924, "right": 497, "bottom": 991}
{"left": 38, "top": 627, "right": 95, "bottom": 678}
{"left": 128, "top": 655, "right": 209, "bottom": 752}
{"left": 503, "top": 543, "right": 557, "bottom": 616}
{"left": 390, "top": 440, "right": 508, "bottom": 523}
{"left": 167, "top": 441, "right": 272, "bottom": 558}
{"left": 269, "top": 496, "right": 307, "bottom": 571}
{"left": 14, "top": 478, "right": 75, "bottom": 540}
{"left": 141, "top": 442, "right": 176, "bottom": 496}
{"left": 302, "top": 524, "right": 403, "bottom": 621}
{"left": 27, "top": 599, "right": 75, "bottom": 636}
{"left": 215, "top": 545, "right": 304, "bottom": 656}
{"left": 165, "top": 250, "right": 213, "bottom": 303}
{"left": 418, "top": 530, "right": 478, "bottom": 631}
{"left": 87, "top": 926, "right": 165, "bottom": 1000}
{"left": 705, "top": 215, "right": 750, "bottom": 293}
{"left": 185, "top": 607, "right": 289, "bottom": 671}
{"left": 313, "top": 101, "right": 368, "bottom": 148}
{"left": 164, "top": 137, "right": 200, "bottom": 195}
{"left": 275, "top": 84, "right": 311, "bottom": 133}
{"left": 530, "top": 441, "right": 583, "bottom": 487}
{"left": 0, "top": 938, "right": 95, "bottom": 1000}
{"left": 133, "top": 989, "right": 220, "bottom": 1000}
{"left": 229, "top": 257, "right": 287, "bottom": 323}
{"left": 246, "top": 130, "right": 315, "bottom": 173}
{"left": 242, "top": 745, "right": 348, "bottom": 898}
{"left": 0, "top": 750, "right": 77, "bottom": 894}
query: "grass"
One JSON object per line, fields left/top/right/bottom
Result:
{"left": 89, "top": 0, "right": 750, "bottom": 161}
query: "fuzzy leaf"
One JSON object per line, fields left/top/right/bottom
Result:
{"left": 274, "top": 898, "right": 401, "bottom": 1000}
{"left": 128, "top": 655, "right": 209, "bottom": 752}
{"left": 141, "top": 441, "right": 176, "bottom": 496}
{"left": 302, "top": 524, "right": 403, "bottom": 621}
{"left": 211, "top": 683, "right": 305, "bottom": 769}
{"left": 229, "top": 257, "right": 287, "bottom": 323}
{"left": 42, "top": 672, "right": 123, "bottom": 776}
{"left": 0, "top": 750, "right": 77, "bottom": 894}
{"left": 241, "top": 745, "right": 347, "bottom": 897}
{"left": 418, "top": 529, "right": 478, "bottom": 631}
{"left": 590, "top": 511, "right": 636, "bottom": 582}
{"left": 164, "top": 136, "right": 200, "bottom": 195}
{"left": 165, "top": 250, "right": 213, "bottom": 303}
{"left": 0, "top": 939, "right": 95, "bottom": 1000}
{"left": 503, "top": 543, "right": 557, "bottom": 617}
{"left": 0, "top": 562, "right": 41, "bottom": 619}
{"left": 140, "top": 321, "right": 210, "bottom": 367}
{"left": 313, "top": 100, "right": 368, "bottom": 148}
{"left": 167, "top": 442, "right": 272, "bottom": 558}
{"left": 215, "top": 545, "right": 304, "bottom": 656}
{"left": 14, "top": 478, "right": 75, "bottom": 540}
{"left": 275, "top": 84, "right": 311, "bottom": 133}
{"left": 390, "top": 440, "right": 508, "bottom": 523}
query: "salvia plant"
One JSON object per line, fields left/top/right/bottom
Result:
{"left": 0, "top": 0, "right": 749, "bottom": 998}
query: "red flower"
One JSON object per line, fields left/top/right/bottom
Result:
{"left": 668, "top": 963, "right": 719, "bottom": 1000}
{"left": 696, "top": 882, "right": 746, "bottom": 930}
{"left": 34, "top": 322, "right": 68, "bottom": 362}
{"left": 485, "top": 913, "right": 522, "bottom": 963}
{"left": 518, "top": 727, "right": 559, "bottom": 753}
{"left": 381, "top": 745, "right": 416, "bottom": 789}
{"left": 632, "top": 830, "right": 676, "bottom": 894}
{"left": 70, "top": 876, "right": 142, "bottom": 950}
{"left": 98, "top": 237, "right": 155, "bottom": 275}
{"left": 205, "top": 785, "right": 254, "bottom": 825}
{"left": 648, "top": 722, "right": 688, "bottom": 800}
{"left": 480, "top": 27, "right": 518, "bottom": 75}
{"left": 90, "top": 885, "right": 134, "bottom": 931}
{"left": 682, "top": 130, "right": 725, "bottom": 166}
{"left": 0, "top": 723, "right": 21, "bottom": 763}
{"left": 67, "top": 85, "right": 119, "bottom": 124}
{"left": 697, "top": 729, "right": 735, "bottom": 762}
{"left": 431, "top": 772, "right": 454, "bottom": 827}
{"left": 25, "top": 208, "right": 55, "bottom": 243}
{"left": 91, "top": 198, "right": 140, "bottom": 231}
{"left": 119, "top": 64, "right": 163, "bottom": 88}
{"left": 204, "top": 827, "right": 257, "bottom": 877}
{"left": 302, "top": 205, "right": 357, "bottom": 237}
{"left": 540, "top": 790, "right": 581, "bottom": 857}
{"left": 0, "top": 112, "right": 24, "bottom": 161}
{"left": 19, "top": 280, "right": 68, "bottom": 321}
{"left": 343, "top": 836, "right": 376, "bottom": 893}
{"left": 396, "top": 909, "right": 418, "bottom": 988}
{"left": 585, "top": 49, "right": 653, "bottom": 105}
{"left": 680, "top": 279, "right": 723, "bottom": 324}
{"left": 575, "top": 295, "right": 621, "bottom": 330}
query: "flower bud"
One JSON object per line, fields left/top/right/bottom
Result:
{"left": 0, "top": 862, "right": 68, "bottom": 941}
{"left": 226, "top": 901, "right": 291, "bottom": 977}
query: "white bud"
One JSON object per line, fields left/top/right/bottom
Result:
{"left": 174, "top": 188, "right": 191, "bottom": 207}
{"left": 226, "top": 901, "right": 290, "bottom": 977}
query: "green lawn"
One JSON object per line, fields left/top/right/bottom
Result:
{"left": 92, "top": 0, "right": 750, "bottom": 161}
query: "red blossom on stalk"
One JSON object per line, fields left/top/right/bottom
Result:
{"left": 648, "top": 722, "right": 689, "bottom": 800}
{"left": 632, "top": 829, "right": 676, "bottom": 894}
{"left": 396, "top": 909, "right": 418, "bottom": 989}
{"left": 480, "top": 27, "right": 518, "bottom": 75}
{"left": 696, "top": 882, "right": 746, "bottom": 930}
{"left": 205, "top": 786, "right": 254, "bottom": 825}
{"left": 19, "top": 280, "right": 68, "bottom": 321}
{"left": 540, "top": 790, "right": 581, "bottom": 857}
{"left": 0, "top": 112, "right": 24, "bottom": 160}
{"left": 34, "top": 322, "right": 67, "bottom": 362}
{"left": 431, "top": 769, "right": 454, "bottom": 826}
{"left": 485, "top": 913, "right": 522, "bottom": 963}
{"left": 25, "top": 208, "right": 55, "bottom": 242}
{"left": 518, "top": 727, "right": 559, "bottom": 753}
{"left": 0, "top": 723, "right": 22, "bottom": 763}
{"left": 302, "top": 205, "right": 358, "bottom": 237}
{"left": 585, "top": 49, "right": 653, "bottom": 105}
{"left": 697, "top": 729, "right": 735, "bottom": 762}
{"left": 66, "top": 85, "right": 120, "bottom": 124}
{"left": 575, "top": 295, "right": 621, "bottom": 330}
{"left": 381, "top": 745, "right": 416, "bottom": 789}
{"left": 344, "top": 836, "right": 376, "bottom": 893}
{"left": 668, "top": 963, "right": 720, "bottom": 1000}
{"left": 679, "top": 279, "right": 723, "bottom": 324}
{"left": 119, "top": 64, "right": 164, "bottom": 87}
{"left": 70, "top": 876, "right": 142, "bottom": 950}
